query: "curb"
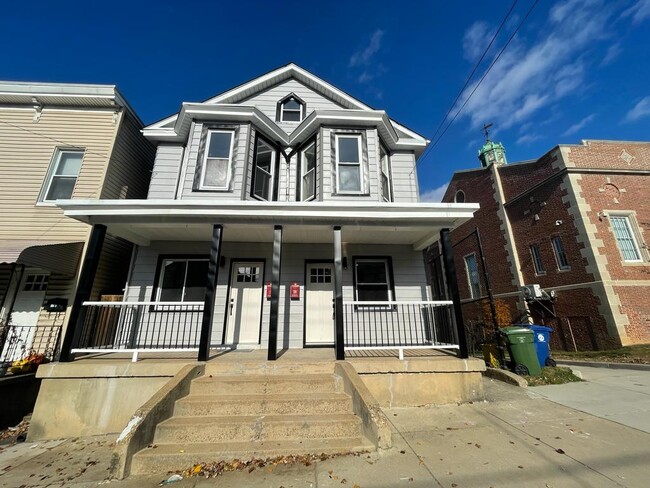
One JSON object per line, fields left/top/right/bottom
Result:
{"left": 557, "top": 360, "right": 650, "bottom": 372}
{"left": 482, "top": 367, "right": 528, "bottom": 388}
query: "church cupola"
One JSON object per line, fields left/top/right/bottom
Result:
{"left": 478, "top": 123, "right": 507, "bottom": 167}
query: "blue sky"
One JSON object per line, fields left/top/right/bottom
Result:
{"left": 2, "top": 0, "right": 649, "bottom": 201}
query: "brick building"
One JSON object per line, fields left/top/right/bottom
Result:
{"left": 426, "top": 139, "right": 650, "bottom": 351}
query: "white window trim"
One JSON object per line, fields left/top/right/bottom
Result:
{"left": 199, "top": 129, "right": 235, "bottom": 190}
{"left": 252, "top": 137, "right": 276, "bottom": 202}
{"left": 40, "top": 148, "right": 85, "bottom": 203}
{"left": 530, "top": 244, "right": 546, "bottom": 276}
{"left": 335, "top": 133, "right": 364, "bottom": 194}
{"left": 380, "top": 143, "right": 392, "bottom": 202}
{"left": 464, "top": 253, "right": 481, "bottom": 299}
{"left": 156, "top": 258, "right": 209, "bottom": 303}
{"left": 354, "top": 258, "right": 393, "bottom": 303}
{"left": 300, "top": 141, "right": 316, "bottom": 202}
{"left": 280, "top": 98, "right": 304, "bottom": 123}
{"left": 609, "top": 213, "right": 644, "bottom": 263}
{"left": 551, "top": 236, "right": 570, "bottom": 271}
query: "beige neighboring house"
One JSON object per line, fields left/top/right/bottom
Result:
{"left": 0, "top": 81, "right": 155, "bottom": 364}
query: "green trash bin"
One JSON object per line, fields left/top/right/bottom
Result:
{"left": 501, "top": 326, "right": 542, "bottom": 376}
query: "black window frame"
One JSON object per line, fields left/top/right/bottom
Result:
{"left": 150, "top": 254, "right": 210, "bottom": 307}
{"left": 250, "top": 133, "right": 280, "bottom": 201}
{"left": 352, "top": 256, "right": 396, "bottom": 305}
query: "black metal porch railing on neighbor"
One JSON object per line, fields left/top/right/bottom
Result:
{"left": 343, "top": 301, "right": 459, "bottom": 358}
{"left": 0, "top": 324, "right": 62, "bottom": 364}
{"left": 72, "top": 301, "right": 204, "bottom": 361}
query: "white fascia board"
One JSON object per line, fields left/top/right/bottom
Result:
{"left": 0, "top": 81, "right": 118, "bottom": 98}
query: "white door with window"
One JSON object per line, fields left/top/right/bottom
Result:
{"left": 3, "top": 272, "right": 49, "bottom": 361}
{"left": 225, "top": 262, "right": 264, "bottom": 346}
{"left": 305, "top": 263, "right": 335, "bottom": 346}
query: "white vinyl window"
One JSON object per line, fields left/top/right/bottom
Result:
{"left": 157, "top": 258, "right": 209, "bottom": 302}
{"left": 300, "top": 141, "right": 316, "bottom": 201}
{"left": 464, "top": 254, "right": 481, "bottom": 299}
{"left": 551, "top": 236, "right": 570, "bottom": 270}
{"left": 336, "top": 134, "right": 363, "bottom": 194}
{"left": 42, "top": 149, "right": 84, "bottom": 202}
{"left": 610, "top": 215, "right": 643, "bottom": 262}
{"left": 354, "top": 258, "right": 393, "bottom": 302}
{"left": 252, "top": 137, "right": 276, "bottom": 201}
{"left": 280, "top": 97, "right": 304, "bottom": 122}
{"left": 380, "top": 144, "right": 392, "bottom": 202}
{"left": 200, "top": 130, "right": 234, "bottom": 190}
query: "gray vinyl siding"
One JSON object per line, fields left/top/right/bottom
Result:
{"left": 101, "top": 110, "right": 155, "bottom": 200}
{"left": 148, "top": 144, "right": 184, "bottom": 199}
{"left": 391, "top": 151, "right": 419, "bottom": 202}
{"left": 179, "top": 122, "right": 250, "bottom": 200}
{"left": 124, "top": 242, "right": 428, "bottom": 350}
{"left": 240, "top": 79, "right": 345, "bottom": 134}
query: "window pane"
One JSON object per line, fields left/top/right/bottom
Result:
{"left": 552, "top": 237, "right": 569, "bottom": 268}
{"left": 338, "top": 165, "right": 361, "bottom": 192}
{"left": 160, "top": 261, "right": 186, "bottom": 301}
{"left": 207, "top": 132, "right": 232, "bottom": 159}
{"left": 338, "top": 137, "right": 360, "bottom": 163}
{"left": 357, "top": 261, "right": 387, "bottom": 284}
{"left": 284, "top": 98, "right": 300, "bottom": 110}
{"left": 302, "top": 170, "right": 315, "bottom": 200}
{"left": 465, "top": 255, "right": 480, "bottom": 298}
{"left": 303, "top": 143, "right": 316, "bottom": 171}
{"left": 46, "top": 177, "right": 76, "bottom": 200}
{"left": 382, "top": 175, "right": 390, "bottom": 201}
{"left": 282, "top": 110, "right": 301, "bottom": 122}
{"left": 56, "top": 152, "right": 83, "bottom": 176}
{"left": 183, "top": 261, "right": 208, "bottom": 301}
{"left": 254, "top": 167, "right": 271, "bottom": 200}
{"left": 255, "top": 139, "right": 273, "bottom": 173}
{"left": 204, "top": 158, "right": 229, "bottom": 188}
{"left": 530, "top": 244, "right": 545, "bottom": 274}
{"left": 357, "top": 285, "right": 389, "bottom": 302}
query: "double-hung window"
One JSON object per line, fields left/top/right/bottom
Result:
{"left": 380, "top": 144, "right": 392, "bottom": 201}
{"left": 354, "top": 258, "right": 393, "bottom": 302}
{"left": 551, "top": 236, "right": 570, "bottom": 270}
{"left": 157, "top": 258, "right": 209, "bottom": 302}
{"left": 610, "top": 215, "right": 643, "bottom": 262}
{"left": 464, "top": 254, "right": 481, "bottom": 298}
{"left": 530, "top": 244, "right": 545, "bottom": 275}
{"left": 336, "top": 134, "right": 363, "bottom": 193}
{"left": 42, "top": 149, "right": 84, "bottom": 202}
{"left": 300, "top": 141, "right": 316, "bottom": 201}
{"left": 200, "top": 130, "right": 234, "bottom": 190}
{"left": 280, "top": 97, "right": 303, "bottom": 122}
{"left": 252, "top": 136, "right": 276, "bottom": 201}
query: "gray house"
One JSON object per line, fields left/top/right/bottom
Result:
{"left": 55, "top": 63, "right": 477, "bottom": 362}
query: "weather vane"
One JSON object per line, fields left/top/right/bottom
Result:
{"left": 483, "top": 123, "right": 493, "bottom": 141}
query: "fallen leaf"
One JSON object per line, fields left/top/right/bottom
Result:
{"left": 475, "top": 444, "right": 481, "bottom": 449}
{"left": 400, "top": 450, "right": 406, "bottom": 454}
{"left": 341, "top": 479, "right": 347, "bottom": 484}
{"left": 518, "top": 466, "right": 524, "bottom": 469}
{"left": 556, "top": 449, "right": 565, "bottom": 454}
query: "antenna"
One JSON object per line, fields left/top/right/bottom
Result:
{"left": 483, "top": 123, "right": 493, "bottom": 141}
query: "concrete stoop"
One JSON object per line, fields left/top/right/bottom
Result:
{"left": 129, "top": 371, "right": 373, "bottom": 475}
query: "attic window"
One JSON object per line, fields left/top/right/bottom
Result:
{"left": 278, "top": 95, "right": 305, "bottom": 122}
{"left": 454, "top": 190, "right": 465, "bottom": 203}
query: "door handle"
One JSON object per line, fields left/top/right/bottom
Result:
{"left": 332, "top": 300, "right": 335, "bottom": 319}
{"left": 230, "top": 298, "right": 234, "bottom": 316}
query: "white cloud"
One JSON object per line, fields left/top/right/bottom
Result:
{"left": 456, "top": 0, "right": 614, "bottom": 131}
{"left": 462, "top": 21, "right": 494, "bottom": 61}
{"left": 622, "top": 0, "right": 650, "bottom": 24}
{"left": 420, "top": 183, "right": 449, "bottom": 203}
{"left": 600, "top": 42, "right": 623, "bottom": 66}
{"left": 624, "top": 96, "right": 650, "bottom": 122}
{"left": 349, "top": 30, "right": 385, "bottom": 67}
{"left": 517, "top": 133, "right": 542, "bottom": 145}
{"left": 563, "top": 113, "right": 596, "bottom": 135}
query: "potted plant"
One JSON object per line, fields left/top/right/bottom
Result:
{"left": 9, "top": 351, "right": 48, "bottom": 375}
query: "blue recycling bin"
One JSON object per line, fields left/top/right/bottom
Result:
{"left": 527, "top": 325, "right": 555, "bottom": 367}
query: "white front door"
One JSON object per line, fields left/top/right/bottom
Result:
{"left": 3, "top": 272, "right": 49, "bottom": 361}
{"left": 305, "top": 263, "right": 335, "bottom": 346}
{"left": 225, "top": 262, "right": 263, "bottom": 346}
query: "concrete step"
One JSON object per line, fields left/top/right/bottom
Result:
{"left": 174, "top": 393, "right": 352, "bottom": 416}
{"left": 190, "top": 373, "right": 342, "bottom": 395}
{"left": 204, "top": 361, "right": 336, "bottom": 376}
{"left": 155, "top": 413, "right": 362, "bottom": 444}
{"left": 130, "top": 437, "right": 373, "bottom": 475}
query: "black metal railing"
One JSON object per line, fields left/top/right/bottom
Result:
{"left": 343, "top": 301, "right": 458, "bottom": 356}
{"left": 73, "top": 301, "right": 204, "bottom": 358}
{"left": 0, "top": 324, "right": 62, "bottom": 363}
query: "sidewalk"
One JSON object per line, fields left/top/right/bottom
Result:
{"left": 1, "top": 378, "right": 648, "bottom": 487}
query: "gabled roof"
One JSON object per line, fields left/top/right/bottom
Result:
{"left": 144, "top": 63, "right": 427, "bottom": 145}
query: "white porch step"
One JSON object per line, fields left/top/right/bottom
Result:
{"left": 174, "top": 392, "right": 352, "bottom": 416}
{"left": 130, "top": 437, "right": 373, "bottom": 475}
{"left": 190, "top": 373, "right": 341, "bottom": 395}
{"left": 155, "top": 413, "right": 362, "bottom": 444}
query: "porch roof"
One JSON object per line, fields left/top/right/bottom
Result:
{"left": 57, "top": 199, "right": 479, "bottom": 250}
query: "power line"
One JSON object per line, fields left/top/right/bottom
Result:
{"left": 413, "top": 0, "right": 540, "bottom": 174}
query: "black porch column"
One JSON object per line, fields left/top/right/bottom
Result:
{"left": 198, "top": 224, "right": 223, "bottom": 362}
{"left": 59, "top": 224, "right": 107, "bottom": 362}
{"left": 333, "top": 226, "right": 344, "bottom": 360}
{"left": 267, "top": 225, "right": 282, "bottom": 361}
{"left": 440, "top": 228, "right": 469, "bottom": 359}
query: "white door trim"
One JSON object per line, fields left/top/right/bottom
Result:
{"left": 223, "top": 260, "right": 264, "bottom": 348}
{"left": 304, "top": 261, "right": 335, "bottom": 347}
